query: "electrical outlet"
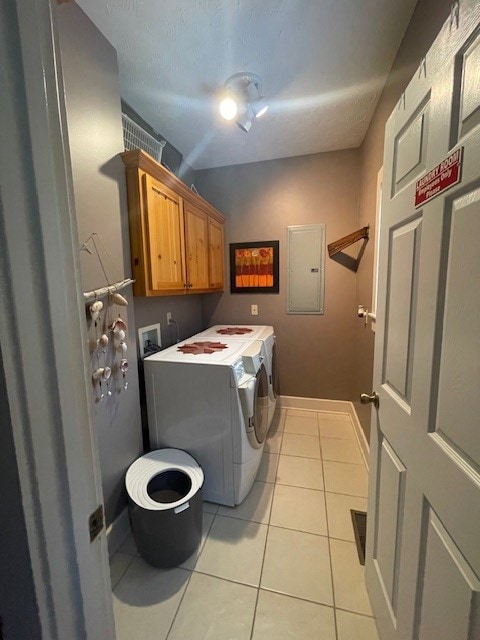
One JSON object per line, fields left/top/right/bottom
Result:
{"left": 167, "top": 312, "right": 172, "bottom": 324}
{"left": 251, "top": 304, "right": 258, "bottom": 316}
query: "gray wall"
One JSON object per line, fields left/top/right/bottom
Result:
{"left": 134, "top": 295, "right": 203, "bottom": 349}
{"left": 121, "top": 100, "right": 196, "bottom": 187}
{"left": 58, "top": 4, "right": 142, "bottom": 525}
{"left": 197, "top": 150, "right": 361, "bottom": 401}
{"left": 353, "top": 0, "right": 453, "bottom": 440}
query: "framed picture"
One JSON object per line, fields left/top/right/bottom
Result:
{"left": 230, "top": 240, "right": 279, "bottom": 294}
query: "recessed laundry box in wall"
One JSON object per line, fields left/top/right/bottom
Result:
{"left": 125, "top": 449, "right": 204, "bottom": 568}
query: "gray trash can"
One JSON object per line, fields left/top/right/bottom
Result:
{"left": 126, "top": 448, "right": 204, "bottom": 568}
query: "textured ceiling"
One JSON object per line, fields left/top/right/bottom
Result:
{"left": 76, "top": 0, "right": 417, "bottom": 170}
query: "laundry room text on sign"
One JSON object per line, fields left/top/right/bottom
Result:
{"left": 415, "top": 147, "right": 463, "bottom": 207}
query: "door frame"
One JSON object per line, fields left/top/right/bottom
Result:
{"left": 0, "top": 0, "right": 115, "bottom": 637}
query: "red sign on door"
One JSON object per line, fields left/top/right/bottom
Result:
{"left": 415, "top": 147, "right": 463, "bottom": 207}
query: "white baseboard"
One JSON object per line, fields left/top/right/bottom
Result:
{"left": 106, "top": 507, "right": 131, "bottom": 558}
{"left": 278, "top": 395, "right": 370, "bottom": 469}
{"left": 348, "top": 402, "right": 370, "bottom": 470}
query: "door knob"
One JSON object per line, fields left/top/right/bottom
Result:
{"left": 360, "top": 392, "right": 379, "bottom": 408}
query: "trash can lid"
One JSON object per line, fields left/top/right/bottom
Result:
{"left": 126, "top": 448, "right": 204, "bottom": 511}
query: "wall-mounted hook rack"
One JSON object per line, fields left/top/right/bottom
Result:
{"left": 327, "top": 226, "right": 369, "bottom": 272}
{"left": 328, "top": 226, "right": 369, "bottom": 258}
{"left": 83, "top": 278, "right": 135, "bottom": 303}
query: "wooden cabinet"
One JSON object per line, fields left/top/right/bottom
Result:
{"left": 122, "top": 150, "right": 225, "bottom": 296}
{"left": 144, "top": 174, "right": 186, "bottom": 292}
{"left": 208, "top": 216, "right": 224, "bottom": 290}
{"left": 184, "top": 200, "right": 209, "bottom": 291}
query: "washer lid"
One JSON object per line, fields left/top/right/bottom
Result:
{"left": 126, "top": 449, "right": 204, "bottom": 511}
{"left": 194, "top": 325, "right": 274, "bottom": 341}
{"left": 144, "top": 337, "right": 253, "bottom": 366}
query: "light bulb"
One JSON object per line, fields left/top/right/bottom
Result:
{"left": 219, "top": 97, "right": 237, "bottom": 120}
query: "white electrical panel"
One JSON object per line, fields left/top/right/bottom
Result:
{"left": 287, "top": 224, "right": 325, "bottom": 314}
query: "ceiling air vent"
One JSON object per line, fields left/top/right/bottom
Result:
{"left": 122, "top": 113, "right": 166, "bottom": 163}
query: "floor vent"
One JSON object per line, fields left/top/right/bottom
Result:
{"left": 351, "top": 509, "right": 367, "bottom": 565}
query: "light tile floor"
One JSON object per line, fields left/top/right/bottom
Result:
{"left": 110, "top": 408, "right": 379, "bottom": 640}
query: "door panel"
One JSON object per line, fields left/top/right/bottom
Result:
{"left": 415, "top": 509, "right": 480, "bottom": 640}
{"left": 392, "top": 98, "right": 430, "bottom": 195}
{"left": 434, "top": 189, "right": 480, "bottom": 465}
{"left": 456, "top": 31, "right": 480, "bottom": 140}
{"left": 373, "top": 439, "right": 406, "bottom": 619}
{"left": 383, "top": 218, "right": 422, "bottom": 402}
{"left": 366, "top": 3, "right": 480, "bottom": 639}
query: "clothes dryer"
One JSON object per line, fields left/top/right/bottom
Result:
{"left": 144, "top": 338, "right": 268, "bottom": 506}
{"left": 193, "top": 325, "right": 279, "bottom": 425}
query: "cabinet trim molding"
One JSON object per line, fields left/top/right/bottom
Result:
{"left": 122, "top": 150, "right": 225, "bottom": 224}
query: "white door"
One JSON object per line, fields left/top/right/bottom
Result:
{"left": 365, "top": 2, "right": 480, "bottom": 639}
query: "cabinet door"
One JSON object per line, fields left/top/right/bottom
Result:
{"left": 184, "top": 201, "right": 209, "bottom": 291}
{"left": 208, "top": 216, "right": 224, "bottom": 290}
{"left": 144, "top": 174, "right": 186, "bottom": 292}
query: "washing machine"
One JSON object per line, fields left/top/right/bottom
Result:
{"left": 143, "top": 337, "right": 269, "bottom": 506}
{"left": 193, "top": 325, "right": 279, "bottom": 426}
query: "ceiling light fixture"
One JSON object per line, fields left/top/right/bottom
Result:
{"left": 219, "top": 72, "right": 269, "bottom": 132}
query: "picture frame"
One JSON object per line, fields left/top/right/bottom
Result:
{"left": 230, "top": 240, "right": 279, "bottom": 294}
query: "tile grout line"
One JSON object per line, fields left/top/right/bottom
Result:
{"left": 324, "top": 488, "right": 368, "bottom": 499}
{"left": 211, "top": 512, "right": 270, "bottom": 526}
{"left": 261, "top": 417, "right": 336, "bottom": 634}
{"left": 248, "top": 421, "right": 284, "bottom": 640}
{"left": 258, "top": 521, "right": 330, "bottom": 539}
{"left": 248, "top": 530, "right": 267, "bottom": 639}
{"left": 164, "top": 567, "right": 194, "bottom": 640}
{"left": 318, "top": 411, "right": 339, "bottom": 640}
{"left": 164, "top": 511, "right": 217, "bottom": 640}
{"left": 109, "top": 551, "right": 135, "bottom": 592}
{"left": 191, "top": 567, "right": 260, "bottom": 590}
{"left": 276, "top": 452, "right": 322, "bottom": 460}
{"left": 334, "top": 605, "right": 377, "bottom": 619}
{"left": 177, "top": 568, "right": 378, "bottom": 621}
{"left": 257, "top": 586, "right": 337, "bottom": 611}
{"left": 255, "top": 585, "right": 378, "bottom": 618}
